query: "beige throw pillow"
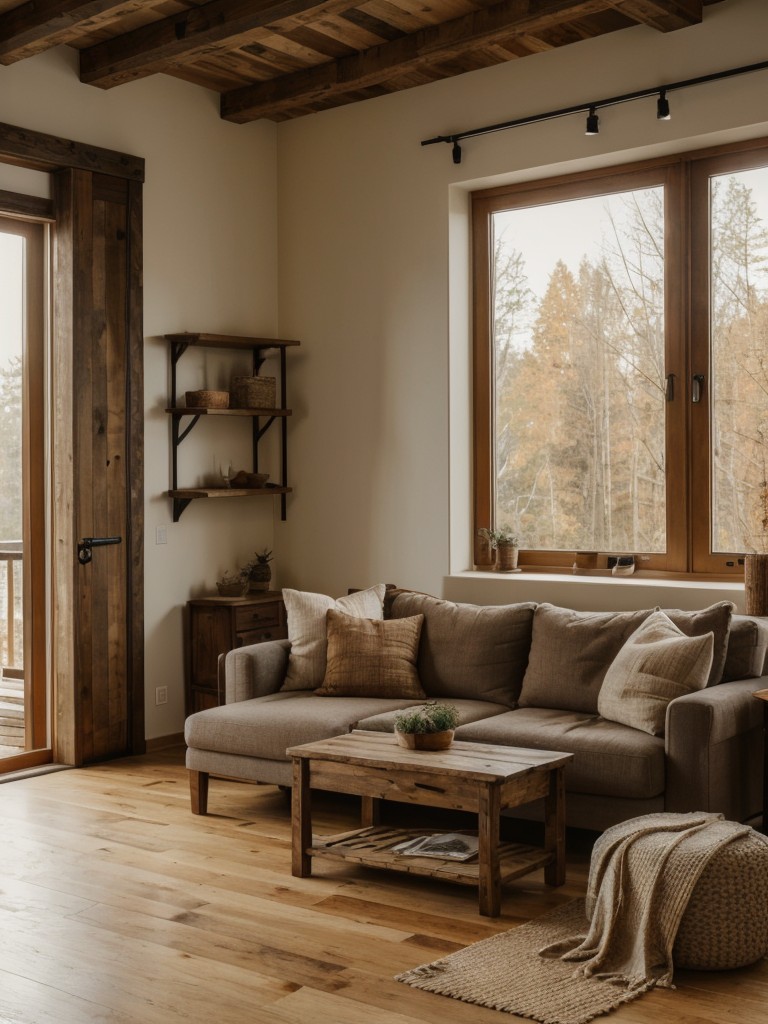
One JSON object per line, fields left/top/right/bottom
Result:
{"left": 282, "top": 584, "right": 386, "bottom": 690}
{"left": 316, "top": 610, "right": 426, "bottom": 698}
{"left": 597, "top": 609, "right": 714, "bottom": 737}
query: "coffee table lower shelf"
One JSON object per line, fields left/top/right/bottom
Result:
{"left": 308, "top": 825, "right": 552, "bottom": 887}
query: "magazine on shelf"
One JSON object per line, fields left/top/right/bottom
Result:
{"left": 391, "top": 833, "right": 479, "bottom": 861}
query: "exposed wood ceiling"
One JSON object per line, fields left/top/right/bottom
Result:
{"left": 0, "top": 0, "right": 722, "bottom": 123}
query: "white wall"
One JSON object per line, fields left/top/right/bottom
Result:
{"left": 0, "top": 47, "right": 279, "bottom": 740}
{"left": 276, "top": 0, "right": 768, "bottom": 612}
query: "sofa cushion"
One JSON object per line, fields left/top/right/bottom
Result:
{"left": 281, "top": 584, "right": 386, "bottom": 691}
{"left": 389, "top": 592, "right": 536, "bottom": 708}
{"left": 456, "top": 707, "right": 665, "bottom": 800}
{"left": 518, "top": 602, "right": 733, "bottom": 714}
{"left": 315, "top": 610, "right": 426, "bottom": 699}
{"left": 597, "top": 610, "right": 714, "bottom": 736}
{"left": 518, "top": 605, "right": 650, "bottom": 714}
{"left": 184, "top": 691, "right": 422, "bottom": 762}
{"left": 356, "top": 698, "right": 509, "bottom": 733}
{"left": 664, "top": 603, "right": 733, "bottom": 687}
{"left": 722, "top": 615, "right": 768, "bottom": 682}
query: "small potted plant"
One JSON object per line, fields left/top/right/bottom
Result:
{"left": 242, "top": 548, "right": 273, "bottom": 592}
{"left": 394, "top": 701, "right": 460, "bottom": 750}
{"left": 478, "top": 526, "right": 520, "bottom": 572}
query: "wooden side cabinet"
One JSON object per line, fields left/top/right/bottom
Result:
{"left": 186, "top": 592, "right": 287, "bottom": 713}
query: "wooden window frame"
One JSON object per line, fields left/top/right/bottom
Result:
{"left": 472, "top": 136, "right": 768, "bottom": 578}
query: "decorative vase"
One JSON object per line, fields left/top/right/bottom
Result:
{"left": 745, "top": 553, "right": 768, "bottom": 615}
{"left": 495, "top": 543, "right": 519, "bottom": 572}
{"left": 395, "top": 729, "right": 454, "bottom": 751}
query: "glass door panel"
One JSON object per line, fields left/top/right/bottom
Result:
{"left": 0, "top": 215, "right": 49, "bottom": 770}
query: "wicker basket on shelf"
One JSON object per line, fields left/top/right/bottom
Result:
{"left": 230, "top": 375, "right": 276, "bottom": 409}
{"left": 185, "top": 389, "right": 230, "bottom": 409}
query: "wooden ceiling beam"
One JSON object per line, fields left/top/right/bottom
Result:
{"left": 220, "top": 0, "right": 627, "bottom": 122}
{"left": 0, "top": 0, "right": 138, "bottom": 65}
{"left": 79, "top": 0, "right": 356, "bottom": 88}
{"left": 609, "top": 0, "right": 702, "bottom": 32}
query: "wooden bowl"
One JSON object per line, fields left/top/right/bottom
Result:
{"left": 395, "top": 729, "right": 454, "bottom": 751}
{"left": 229, "top": 471, "right": 269, "bottom": 489}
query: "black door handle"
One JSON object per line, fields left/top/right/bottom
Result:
{"left": 78, "top": 536, "right": 122, "bottom": 565}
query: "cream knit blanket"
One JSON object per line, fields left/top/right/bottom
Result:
{"left": 540, "top": 812, "right": 752, "bottom": 992}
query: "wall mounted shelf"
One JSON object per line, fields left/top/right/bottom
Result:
{"left": 164, "top": 333, "right": 300, "bottom": 522}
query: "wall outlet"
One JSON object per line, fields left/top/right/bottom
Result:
{"left": 155, "top": 686, "right": 168, "bottom": 706}
{"left": 156, "top": 526, "right": 167, "bottom": 545}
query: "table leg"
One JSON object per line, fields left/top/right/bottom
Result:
{"left": 291, "top": 756, "right": 312, "bottom": 877}
{"left": 544, "top": 766, "right": 566, "bottom": 886}
{"left": 361, "top": 795, "right": 380, "bottom": 827}
{"left": 478, "top": 782, "right": 501, "bottom": 917}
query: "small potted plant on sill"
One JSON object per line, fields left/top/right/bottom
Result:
{"left": 478, "top": 526, "right": 520, "bottom": 572}
{"left": 394, "top": 701, "right": 460, "bottom": 751}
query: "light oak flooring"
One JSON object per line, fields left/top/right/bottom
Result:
{"left": 1, "top": 747, "right": 767, "bottom": 1024}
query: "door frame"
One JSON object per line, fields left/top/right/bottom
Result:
{"left": 0, "top": 120, "right": 145, "bottom": 767}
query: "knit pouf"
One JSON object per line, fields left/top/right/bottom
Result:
{"left": 673, "top": 828, "right": 768, "bottom": 970}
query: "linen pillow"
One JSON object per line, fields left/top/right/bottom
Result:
{"left": 281, "top": 584, "right": 386, "bottom": 690}
{"left": 316, "top": 609, "right": 426, "bottom": 698}
{"left": 597, "top": 609, "right": 714, "bottom": 737}
{"left": 389, "top": 592, "right": 536, "bottom": 707}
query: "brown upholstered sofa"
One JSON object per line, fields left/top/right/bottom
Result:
{"left": 184, "top": 590, "right": 768, "bottom": 832}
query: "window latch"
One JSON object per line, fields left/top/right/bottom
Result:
{"left": 665, "top": 373, "right": 675, "bottom": 401}
{"left": 692, "top": 374, "right": 705, "bottom": 403}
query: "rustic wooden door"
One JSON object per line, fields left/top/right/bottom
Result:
{"left": 53, "top": 169, "right": 144, "bottom": 765}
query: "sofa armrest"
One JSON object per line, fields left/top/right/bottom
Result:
{"left": 224, "top": 638, "right": 291, "bottom": 703}
{"left": 665, "top": 676, "right": 766, "bottom": 820}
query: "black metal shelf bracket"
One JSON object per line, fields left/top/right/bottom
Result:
{"left": 172, "top": 497, "right": 193, "bottom": 523}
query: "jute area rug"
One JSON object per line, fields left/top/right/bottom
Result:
{"left": 396, "top": 899, "right": 656, "bottom": 1024}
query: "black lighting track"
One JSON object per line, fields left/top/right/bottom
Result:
{"left": 422, "top": 59, "right": 768, "bottom": 165}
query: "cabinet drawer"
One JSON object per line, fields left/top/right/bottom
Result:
{"left": 238, "top": 625, "right": 289, "bottom": 647}
{"left": 235, "top": 602, "right": 282, "bottom": 632}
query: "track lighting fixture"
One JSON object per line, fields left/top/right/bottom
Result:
{"left": 423, "top": 57, "right": 768, "bottom": 165}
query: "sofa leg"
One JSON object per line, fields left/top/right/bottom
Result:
{"left": 190, "top": 769, "right": 209, "bottom": 815}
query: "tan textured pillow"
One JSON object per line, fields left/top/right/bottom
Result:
{"left": 598, "top": 609, "right": 714, "bottom": 737}
{"left": 316, "top": 609, "right": 426, "bottom": 698}
{"left": 282, "top": 584, "right": 386, "bottom": 690}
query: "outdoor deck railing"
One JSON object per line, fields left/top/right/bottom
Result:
{"left": 0, "top": 543, "right": 22, "bottom": 672}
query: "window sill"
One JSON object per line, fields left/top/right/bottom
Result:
{"left": 443, "top": 570, "right": 745, "bottom": 613}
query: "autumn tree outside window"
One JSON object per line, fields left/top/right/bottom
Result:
{"left": 472, "top": 139, "right": 768, "bottom": 577}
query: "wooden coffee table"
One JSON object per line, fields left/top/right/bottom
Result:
{"left": 287, "top": 730, "right": 573, "bottom": 917}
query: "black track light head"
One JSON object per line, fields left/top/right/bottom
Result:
{"left": 657, "top": 89, "right": 671, "bottom": 120}
{"left": 585, "top": 106, "right": 599, "bottom": 136}
{"left": 452, "top": 139, "right": 462, "bottom": 164}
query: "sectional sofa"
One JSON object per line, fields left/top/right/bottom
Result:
{"left": 184, "top": 588, "right": 768, "bottom": 832}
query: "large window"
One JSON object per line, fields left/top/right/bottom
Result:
{"left": 472, "top": 140, "right": 768, "bottom": 576}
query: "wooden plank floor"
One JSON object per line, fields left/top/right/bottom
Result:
{"left": 0, "top": 747, "right": 766, "bottom": 1023}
